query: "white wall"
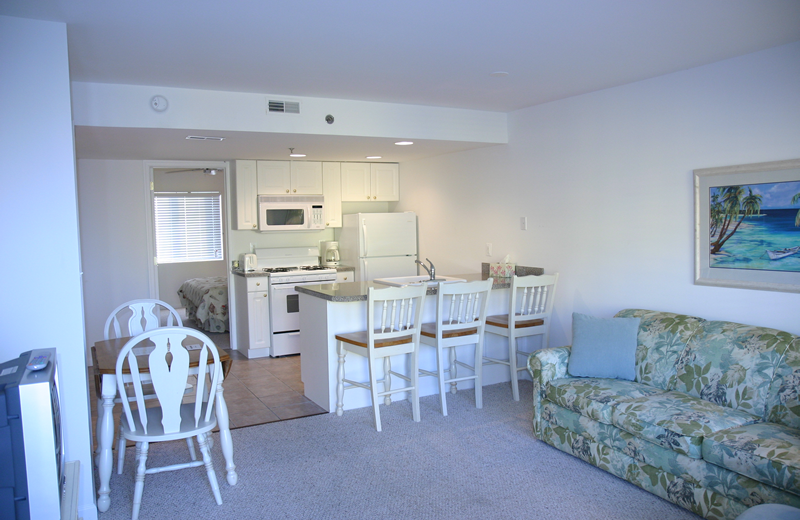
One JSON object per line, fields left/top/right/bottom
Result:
{"left": 0, "top": 16, "right": 97, "bottom": 519}
{"left": 396, "top": 42, "right": 800, "bottom": 348}
{"left": 71, "top": 82, "right": 507, "bottom": 144}
{"left": 78, "top": 160, "right": 152, "bottom": 351}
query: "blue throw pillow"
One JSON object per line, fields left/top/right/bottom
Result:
{"left": 567, "top": 312, "right": 640, "bottom": 381}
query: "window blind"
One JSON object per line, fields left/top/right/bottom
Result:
{"left": 154, "top": 193, "right": 223, "bottom": 264}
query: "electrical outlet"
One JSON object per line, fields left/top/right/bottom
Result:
{"left": 520, "top": 217, "right": 528, "bottom": 230}
{"left": 486, "top": 243, "right": 492, "bottom": 256}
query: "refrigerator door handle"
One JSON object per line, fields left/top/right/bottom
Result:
{"left": 361, "top": 219, "right": 368, "bottom": 257}
{"left": 362, "top": 258, "right": 368, "bottom": 282}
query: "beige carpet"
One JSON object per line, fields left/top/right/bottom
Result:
{"left": 96, "top": 381, "right": 700, "bottom": 520}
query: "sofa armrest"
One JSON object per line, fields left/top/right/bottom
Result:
{"left": 527, "top": 346, "right": 572, "bottom": 438}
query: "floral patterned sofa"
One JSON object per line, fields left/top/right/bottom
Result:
{"left": 528, "top": 309, "right": 800, "bottom": 520}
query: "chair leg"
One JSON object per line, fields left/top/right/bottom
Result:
{"left": 369, "top": 358, "right": 382, "bottom": 432}
{"left": 116, "top": 424, "right": 125, "bottom": 474}
{"left": 336, "top": 341, "right": 346, "bottom": 416}
{"left": 198, "top": 433, "right": 223, "bottom": 505}
{"left": 437, "top": 346, "right": 448, "bottom": 416}
{"left": 410, "top": 351, "right": 420, "bottom": 423}
{"left": 131, "top": 441, "right": 149, "bottom": 520}
{"left": 186, "top": 437, "right": 197, "bottom": 461}
{"left": 509, "top": 335, "right": 520, "bottom": 401}
{"left": 475, "top": 337, "right": 484, "bottom": 409}
{"left": 449, "top": 347, "right": 458, "bottom": 395}
{"left": 383, "top": 357, "right": 392, "bottom": 406}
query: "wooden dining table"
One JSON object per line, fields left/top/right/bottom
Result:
{"left": 91, "top": 336, "right": 238, "bottom": 513}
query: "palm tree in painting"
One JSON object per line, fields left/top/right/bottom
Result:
{"left": 793, "top": 192, "right": 800, "bottom": 227}
{"left": 709, "top": 192, "right": 722, "bottom": 238}
{"left": 709, "top": 186, "right": 762, "bottom": 254}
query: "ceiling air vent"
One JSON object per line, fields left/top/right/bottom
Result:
{"left": 267, "top": 99, "right": 300, "bottom": 114}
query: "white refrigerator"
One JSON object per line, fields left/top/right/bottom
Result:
{"left": 337, "top": 212, "right": 418, "bottom": 282}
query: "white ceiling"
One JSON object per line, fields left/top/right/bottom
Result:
{"left": 4, "top": 0, "right": 800, "bottom": 161}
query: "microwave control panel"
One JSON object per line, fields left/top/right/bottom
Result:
{"left": 311, "top": 205, "right": 324, "bottom": 229}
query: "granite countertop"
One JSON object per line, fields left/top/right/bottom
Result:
{"left": 296, "top": 273, "right": 514, "bottom": 302}
{"left": 232, "top": 265, "right": 354, "bottom": 278}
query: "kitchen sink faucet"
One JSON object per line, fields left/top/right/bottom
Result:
{"left": 416, "top": 258, "right": 436, "bottom": 280}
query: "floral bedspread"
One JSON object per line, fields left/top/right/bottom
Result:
{"left": 177, "top": 277, "right": 229, "bottom": 333}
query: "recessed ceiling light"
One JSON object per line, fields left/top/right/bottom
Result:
{"left": 288, "top": 147, "right": 306, "bottom": 158}
{"left": 394, "top": 141, "right": 413, "bottom": 146}
{"left": 490, "top": 71, "right": 509, "bottom": 77}
{"left": 186, "top": 135, "right": 225, "bottom": 141}
{"left": 366, "top": 156, "right": 382, "bottom": 159}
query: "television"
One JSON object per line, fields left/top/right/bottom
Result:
{"left": 0, "top": 348, "right": 64, "bottom": 520}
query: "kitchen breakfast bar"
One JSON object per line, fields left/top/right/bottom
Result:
{"left": 296, "top": 273, "right": 541, "bottom": 413}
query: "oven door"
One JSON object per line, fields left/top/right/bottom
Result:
{"left": 269, "top": 280, "right": 331, "bottom": 356}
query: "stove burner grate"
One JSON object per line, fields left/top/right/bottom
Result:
{"left": 301, "top": 265, "right": 328, "bottom": 271}
{"left": 262, "top": 267, "right": 291, "bottom": 273}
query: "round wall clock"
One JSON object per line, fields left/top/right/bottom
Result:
{"left": 150, "top": 95, "right": 168, "bottom": 112}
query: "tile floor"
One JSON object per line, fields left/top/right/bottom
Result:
{"left": 88, "top": 345, "right": 327, "bottom": 449}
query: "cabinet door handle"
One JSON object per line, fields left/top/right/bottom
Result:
{"left": 252, "top": 224, "right": 256, "bottom": 228}
{"left": 256, "top": 282, "right": 260, "bottom": 286}
{"left": 293, "top": 189, "right": 296, "bottom": 193}
{"left": 286, "top": 189, "right": 290, "bottom": 193}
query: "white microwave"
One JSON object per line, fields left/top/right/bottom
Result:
{"left": 258, "top": 195, "right": 325, "bottom": 232}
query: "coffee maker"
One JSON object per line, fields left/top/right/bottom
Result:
{"left": 320, "top": 241, "right": 340, "bottom": 267}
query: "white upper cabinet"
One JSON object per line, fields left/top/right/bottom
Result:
{"left": 322, "top": 162, "right": 343, "bottom": 228}
{"left": 291, "top": 161, "right": 323, "bottom": 194}
{"left": 256, "top": 160, "right": 291, "bottom": 194}
{"left": 257, "top": 160, "right": 322, "bottom": 195}
{"left": 341, "top": 162, "right": 399, "bottom": 201}
{"left": 231, "top": 160, "right": 258, "bottom": 230}
{"left": 370, "top": 163, "right": 400, "bottom": 201}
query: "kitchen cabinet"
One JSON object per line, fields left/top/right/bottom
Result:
{"left": 257, "top": 160, "right": 322, "bottom": 195}
{"left": 341, "top": 162, "right": 399, "bottom": 201}
{"left": 322, "top": 162, "right": 342, "bottom": 228}
{"left": 231, "top": 160, "right": 258, "bottom": 230}
{"left": 233, "top": 275, "right": 271, "bottom": 358}
{"left": 335, "top": 269, "right": 353, "bottom": 283}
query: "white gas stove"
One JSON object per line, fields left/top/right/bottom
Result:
{"left": 255, "top": 247, "right": 337, "bottom": 357}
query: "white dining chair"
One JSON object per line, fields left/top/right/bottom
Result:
{"left": 484, "top": 273, "right": 559, "bottom": 401}
{"left": 335, "top": 284, "right": 427, "bottom": 432}
{"left": 116, "top": 327, "right": 229, "bottom": 520}
{"left": 418, "top": 278, "right": 493, "bottom": 416}
{"left": 100, "top": 298, "right": 194, "bottom": 474}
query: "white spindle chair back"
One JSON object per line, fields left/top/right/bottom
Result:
{"left": 511, "top": 274, "right": 558, "bottom": 326}
{"left": 367, "top": 285, "right": 427, "bottom": 349}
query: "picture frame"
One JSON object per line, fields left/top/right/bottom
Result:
{"left": 694, "top": 158, "right": 800, "bottom": 293}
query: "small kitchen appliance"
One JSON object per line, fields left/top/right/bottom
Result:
{"left": 320, "top": 241, "right": 340, "bottom": 267}
{"left": 258, "top": 195, "right": 325, "bottom": 232}
{"left": 255, "top": 247, "right": 337, "bottom": 356}
{"left": 239, "top": 253, "right": 257, "bottom": 271}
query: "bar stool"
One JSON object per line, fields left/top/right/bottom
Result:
{"left": 484, "top": 273, "right": 559, "bottom": 401}
{"left": 335, "top": 284, "right": 428, "bottom": 431}
{"left": 419, "top": 278, "right": 493, "bottom": 416}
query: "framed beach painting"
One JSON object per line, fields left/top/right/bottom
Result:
{"left": 694, "top": 158, "right": 800, "bottom": 293}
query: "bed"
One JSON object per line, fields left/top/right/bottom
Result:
{"left": 177, "top": 276, "right": 229, "bottom": 333}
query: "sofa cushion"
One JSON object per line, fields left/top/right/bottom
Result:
{"left": 673, "top": 321, "right": 795, "bottom": 417}
{"left": 703, "top": 422, "right": 800, "bottom": 496}
{"left": 567, "top": 313, "right": 640, "bottom": 380}
{"left": 765, "top": 338, "right": 800, "bottom": 430}
{"left": 612, "top": 391, "right": 761, "bottom": 459}
{"left": 615, "top": 309, "right": 705, "bottom": 391}
{"left": 547, "top": 377, "right": 664, "bottom": 424}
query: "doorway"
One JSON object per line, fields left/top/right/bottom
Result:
{"left": 144, "top": 161, "right": 230, "bottom": 339}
